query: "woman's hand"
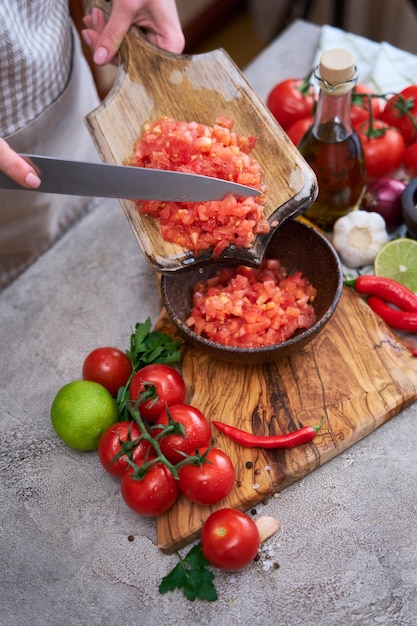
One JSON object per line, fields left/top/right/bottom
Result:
{"left": 0, "top": 140, "right": 41, "bottom": 188}
{"left": 81, "top": 0, "right": 185, "bottom": 66}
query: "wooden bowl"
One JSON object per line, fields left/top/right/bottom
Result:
{"left": 161, "top": 220, "right": 343, "bottom": 364}
{"left": 402, "top": 178, "right": 417, "bottom": 239}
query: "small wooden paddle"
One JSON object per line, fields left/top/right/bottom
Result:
{"left": 84, "top": 0, "right": 317, "bottom": 272}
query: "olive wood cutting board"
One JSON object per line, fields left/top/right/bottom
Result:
{"left": 155, "top": 286, "right": 417, "bottom": 554}
{"left": 84, "top": 0, "right": 317, "bottom": 273}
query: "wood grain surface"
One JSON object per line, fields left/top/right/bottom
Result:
{"left": 84, "top": 0, "right": 317, "bottom": 273}
{"left": 155, "top": 286, "right": 417, "bottom": 553}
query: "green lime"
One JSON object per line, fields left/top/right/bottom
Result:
{"left": 374, "top": 238, "right": 417, "bottom": 293}
{"left": 51, "top": 380, "right": 118, "bottom": 451}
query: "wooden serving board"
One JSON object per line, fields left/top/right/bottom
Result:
{"left": 84, "top": 0, "right": 317, "bottom": 273}
{"left": 155, "top": 286, "right": 417, "bottom": 554}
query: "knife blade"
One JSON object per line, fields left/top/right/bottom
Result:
{"left": 0, "top": 154, "right": 261, "bottom": 201}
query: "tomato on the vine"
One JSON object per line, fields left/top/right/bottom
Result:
{"left": 82, "top": 347, "right": 132, "bottom": 397}
{"left": 403, "top": 141, "right": 417, "bottom": 177}
{"left": 152, "top": 404, "right": 211, "bottom": 464}
{"left": 120, "top": 462, "right": 178, "bottom": 516}
{"left": 355, "top": 119, "right": 405, "bottom": 179}
{"left": 129, "top": 364, "right": 186, "bottom": 422}
{"left": 285, "top": 116, "right": 314, "bottom": 146}
{"left": 178, "top": 447, "right": 235, "bottom": 505}
{"left": 350, "top": 84, "right": 382, "bottom": 127}
{"left": 98, "top": 421, "right": 153, "bottom": 478}
{"left": 381, "top": 85, "right": 417, "bottom": 145}
{"left": 266, "top": 78, "right": 315, "bottom": 130}
{"left": 201, "top": 508, "right": 260, "bottom": 571}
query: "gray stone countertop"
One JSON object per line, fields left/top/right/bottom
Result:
{"left": 1, "top": 20, "right": 416, "bottom": 626}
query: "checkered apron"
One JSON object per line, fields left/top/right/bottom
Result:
{"left": 0, "top": 1, "right": 100, "bottom": 288}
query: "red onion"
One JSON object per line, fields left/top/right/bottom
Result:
{"left": 360, "top": 178, "right": 406, "bottom": 232}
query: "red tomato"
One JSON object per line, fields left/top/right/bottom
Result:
{"left": 355, "top": 119, "right": 405, "bottom": 180}
{"left": 381, "top": 85, "right": 417, "bottom": 144}
{"left": 129, "top": 364, "right": 186, "bottom": 423}
{"left": 266, "top": 78, "right": 315, "bottom": 130}
{"left": 97, "top": 421, "right": 154, "bottom": 478}
{"left": 120, "top": 462, "right": 178, "bottom": 516}
{"left": 201, "top": 508, "right": 260, "bottom": 571}
{"left": 178, "top": 447, "right": 235, "bottom": 505}
{"left": 286, "top": 116, "right": 314, "bottom": 145}
{"left": 403, "top": 142, "right": 417, "bottom": 177}
{"left": 350, "top": 84, "right": 383, "bottom": 127}
{"left": 152, "top": 404, "right": 211, "bottom": 464}
{"left": 82, "top": 347, "right": 132, "bottom": 397}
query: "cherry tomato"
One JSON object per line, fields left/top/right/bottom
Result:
{"left": 286, "top": 116, "right": 314, "bottom": 145}
{"left": 97, "top": 421, "right": 154, "bottom": 478}
{"left": 350, "top": 84, "right": 383, "bottom": 127}
{"left": 82, "top": 347, "right": 132, "bottom": 397}
{"left": 178, "top": 447, "right": 235, "bottom": 505}
{"left": 403, "top": 141, "right": 417, "bottom": 177}
{"left": 201, "top": 508, "right": 260, "bottom": 571}
{"left": 381, "top": 85, "right": 417, "bottom": 145}
{"left": 129, "top": 364, "right": 186, "bottom": 422}
{"left": 355, "top": 119, "right": 405, "bottom": 180}
{"left": 152, "top": 404, "right": 211, "bottom": 464}
{"left": 120, "top": 462, "right": 178, "bottom": 516}
{"left": 266, "top": 78, "right": 315, "bottom": 130}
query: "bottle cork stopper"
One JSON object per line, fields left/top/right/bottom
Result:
{"left": 320, "top": 48, "right": 355, "bottom": 84}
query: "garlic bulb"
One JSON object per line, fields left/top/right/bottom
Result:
{"left": 332, "top": 210, "right": 389, "bottom": 268}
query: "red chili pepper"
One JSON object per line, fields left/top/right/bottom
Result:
{"left": 405, "top": 344, "right": 417, "bottom": 357}
{"left": 345, "top": 276, "right": 417, "bottom": 312}
{"left": 212, "top": 417, "right": 325, "bottom": 449}
{"left": 367, "top": 296, "right": 417, "bottom": 331}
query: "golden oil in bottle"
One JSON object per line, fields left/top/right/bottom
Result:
{"left": 298, "top": 49, "right": 366, "bottom": 229}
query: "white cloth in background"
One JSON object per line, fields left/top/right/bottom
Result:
{"left": 315, "top": 25, "right": 417, "bottom": 92}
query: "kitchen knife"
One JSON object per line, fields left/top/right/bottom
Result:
{"left": 0, "top": 154, "right": 261, "bottom": 201}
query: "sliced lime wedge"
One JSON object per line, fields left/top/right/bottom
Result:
{"left": 374, "top": 238, "right": 417, "bottom": 293}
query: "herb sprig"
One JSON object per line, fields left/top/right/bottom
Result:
{"left": 159, "top": 544, "right": 218, "bottom": 602}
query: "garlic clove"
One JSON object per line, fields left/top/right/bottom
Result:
{"left": 255, "top": 516, "right": 281, "bottom": 543}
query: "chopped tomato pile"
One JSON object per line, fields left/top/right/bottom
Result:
{"left": 130, "top": 116, "right": 269, "bottom": 257}
{"left": 186, "top": 258, "right": 317, "bottom": 348}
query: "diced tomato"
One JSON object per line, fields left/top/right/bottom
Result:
{"left": 186, "top": 259, "right": 317, "bottom": 348}
{"left": 214, "top": 115, "right": 234, "bottom": 130}
{"left": 131, "top": 116, "right": 268, "bottom": 257}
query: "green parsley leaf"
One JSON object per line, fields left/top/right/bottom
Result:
{"left": 159, "top": 544, "right": 218, "bottom": 602}
{"left": 127, "top": 318, "right": 182, "bottom": 371}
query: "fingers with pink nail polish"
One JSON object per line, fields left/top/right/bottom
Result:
{"left": 93, "top": 46, "right": 109, "bottom": 65}
{"left": 24, "top": 172, "right": 41, "bottom": 188}
{"left": 82, "top": 0, "right": 185, "bottom": 68}
{"left": 0, "top": 139, "right": 41, "bottom": 189}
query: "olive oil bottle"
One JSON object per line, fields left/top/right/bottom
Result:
{"left": 298, "top": 48, "right": 366, "bottom": 229}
